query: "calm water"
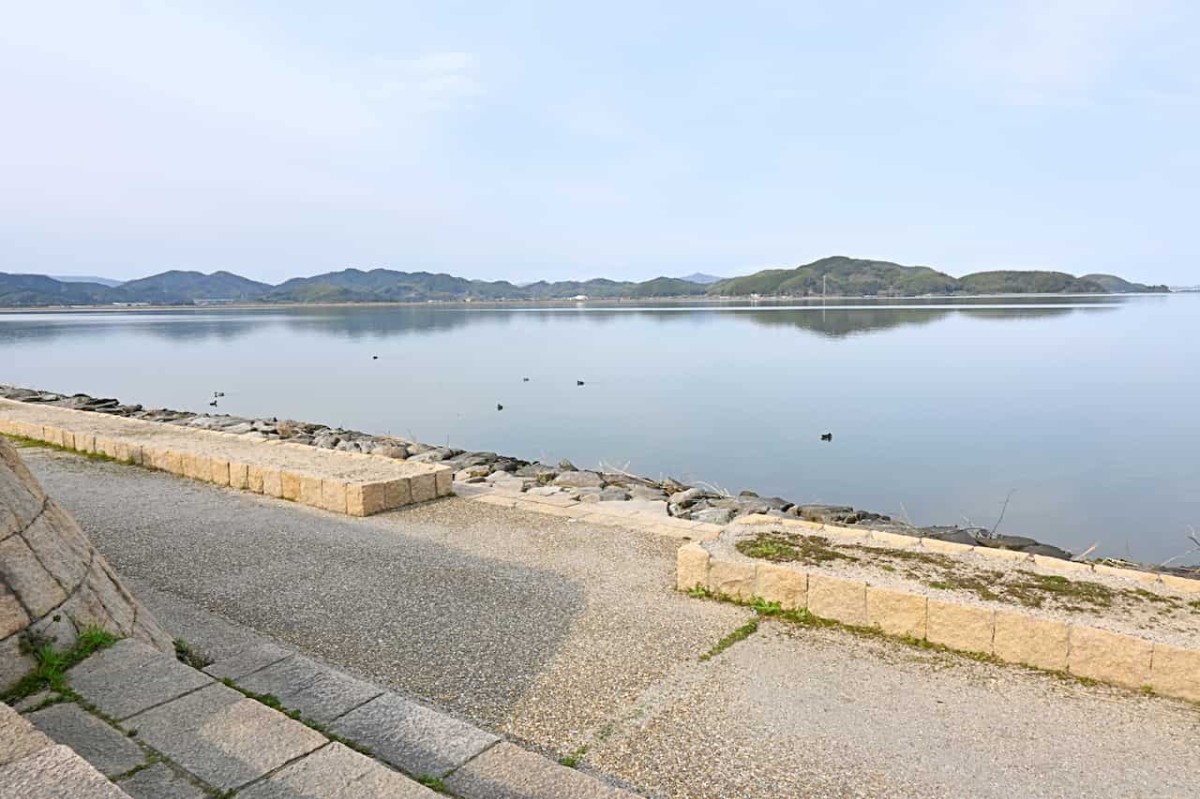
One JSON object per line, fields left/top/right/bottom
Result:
{"left": 2, "top": 296, "right": 1197, "bottom": 563}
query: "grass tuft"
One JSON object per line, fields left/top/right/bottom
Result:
{"left": 2, "top": 627, "right": 120, "bottom": 703}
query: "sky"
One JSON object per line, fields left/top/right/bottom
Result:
{"left": 1, "top": 1, "right": 1198, "bottom": 285}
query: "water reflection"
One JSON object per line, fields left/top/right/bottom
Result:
{"left": 0, "top": 299, "right": 1126, "bottom": 345}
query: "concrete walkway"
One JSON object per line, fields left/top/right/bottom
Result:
{"left": 22, "top": 447, "right": 1200, "bottom": 798}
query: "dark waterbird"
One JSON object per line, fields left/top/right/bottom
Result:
{"left": 212, "top": 391, "right": 224, "bottom": 397}
{"left": 372, "top": 355, "right": 378, "bottom": 360}
{"left": 820, "top": 433, "right": 833, "bottom": 442}
{"left": 497, "top": 403, "right": 504, "bottom": 411}
{"left": 577, "top": 380, "right": 585, "bottom": 386}
{"left": 208, "top": 400, "right": 218, "bottom": 407}
{"left": 522, "top": 377, "right": 530, "bottom": 382}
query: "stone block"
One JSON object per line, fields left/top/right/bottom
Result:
{"left": 346, "top": 482, "right": 389, "bottom": 517}
{"left": 1159, "top": 574, "right": 1200, "bottom": 594}
{"left": 446, "top": 741, "right": 636, "bottom": 799}
{"left": 753, "top": 563, "right": 807, "bottom": 609}
{"left": 117, "top": 762, "right": 207, "bottom": 799}
{"left": 261, "top": 468, "right": 283, "bottom": 498}
{"left": 228, "top": 462, "right": 249, "bottom": 490}
{"left": 675, "top": 543, "right": 710, "bottom": 592}
{"left": 0, "top": 701, "right": 52, "bottom": 766}
{"left": 320, "top": 480, "right": 348, "bottom": 514}
{"left": 919, "top": 538, "right": 974, "bottom": 556}
{"left": 75, "top": 433, "right": 97, "bottom": 454}
{"left": 1031, "top": 555, "right": 1094, "bottom": 574}
{"left": 40, "top": 426, "right": 63, "bottom": 447}
{"left": 0, "top": 633, "right": 38, "bottom": 692}
{"left": 410, "top": 473, "right": 437, "bottom": 504}
{"left": 181, "top": 453, "right": 209, "bottom": 482}
{"left": 0, "top": 585, "right": 31, "bottom": 639}
{"left": 208, "top": 458, "right": 230, "bottom": 487}
{"left": 972, "top": 547, "right": 1031, "bottom": 564}
{"left": 384, "top": 478, "right": 412, "bottom": 510}
{"left": 866, "top": 587, "right": 926, "bottom": 638}
{"left": 926, "top": 600, "right": 994, "bottom": 654}
{"left": 162, "top": 450, "right": 183, "bottom": 475}
{"left": 1148, "top": 643, "right": 1200, "bottom": 703}
{"left": 992, "top": 610, "right": 1069, "bottom": 671}
{"left": 21, "top": 502, "right": 92, "bottom": 591}
{"left": 69, "top": 639, "right": 213, "bottom": 720}
{"left": 60, "top": 431, "right": 75, "bottom": 451}
{"left": 239, "top": 742, "right": 437, "bottom": 799}
{"left": 28, "top": 703, "right": 146, "bottom": 777}
{"left": 247, "top": 465, "right": 265, "bottom": 493}
{"left": 707, "top": 558, "right": 756, "bottom": 601}
{"left": 1092, "top": 563, "right": 1160, "bottom": 584}
{"left": 298, "top": 475, "right": 324, "bottom": 508}
{"left": 235, "top": 655, "right": 382, "bottom": 725}
{"left": 129, "top": 683, "right": 325, "bottom": 791}
{"left": 203, "top": 642, "right": 292, "bottom": 682}
{"left": 807, "top": 573, "right": 867, "bottom": 626}
{"left": 435, "top": 468, "right": 453, "bottom": 497}
{"left": 281, "top": 471, "right": 302, "bottom": 501}
{"left": 1068, "top": 626, "right": 1153, "bottom": 688}
{"left": 868, "top": 531, "right": 919, "bottom": 550}
{"left": 0, "top": 743, "right": 129, "bottom": 799}
{"left": 0, "top": 534, "right": 68, "bottom": 616}
{"left": 329, "top": 692, "right": 499, "bottom": 778}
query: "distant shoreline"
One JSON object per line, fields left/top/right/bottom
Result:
{"left": 0, "top": 291, "right": 1178, "bottom": 314}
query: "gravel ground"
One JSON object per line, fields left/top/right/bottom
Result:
{"left": 22, "top": 448, "right": 1200, "bottom": 799}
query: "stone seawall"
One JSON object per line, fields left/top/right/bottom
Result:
{"left": 0, "top": 399, "right": 452, "bottom": 517}
{"left": 1, "top": 437, "right": 172, "bottom": 691}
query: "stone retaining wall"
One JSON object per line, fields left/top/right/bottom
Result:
{"left": 678, "top": 541, "right": 1200, "bottom": 703}
{"left": 1, "top": 438, "right": 173, "bottom": 691}
{"left": 0, "top": 399, "right": 452, "bottom": 517}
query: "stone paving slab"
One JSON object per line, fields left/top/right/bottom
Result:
{"left": 0, "top": 743, "right": 131, "bottom": 799}
{"left": 236, "top": 655, "right": 383, "bottom": 724}
{"left": 446, "top": 742, "right": 638, "bottom": 799}
{"left": 115, "top": 762, "right": 207, "bottom": 799}
{"left": 202, "top": 641, "right": 292, "bottom": 681}
{"left": 68, "top": 640, "right": 213, "bottom": 721}
{"left": 329, "top": 693, "right": 499, "bottom": 779}
{"left": 239, "top": 742, "right": 439, "bottom": 799}
{"left": 127, "top": 683, "right": 326, "bottom": 791}
{"left": 27, "top": 702, "right": 146, "bottom": 777}
{"left": 0, "top": 702, "right": 53, "bottom": 766}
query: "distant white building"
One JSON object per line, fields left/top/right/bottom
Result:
{"left": 572, "top": 294, "right": 588, "bottom": 301}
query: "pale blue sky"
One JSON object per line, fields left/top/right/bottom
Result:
{"left": 2, "top": 1, "right": 1198, "bottom": 284}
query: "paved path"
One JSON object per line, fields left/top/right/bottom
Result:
{"left": 24, "top": 448, "right": 1200, "bottom": 798}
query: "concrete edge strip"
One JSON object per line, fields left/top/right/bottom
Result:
{"left": 677, "top": 543, "right": 1200, "bottom": 704}
{"left": 0, "top": 406, "right": 452, "bottom": 518}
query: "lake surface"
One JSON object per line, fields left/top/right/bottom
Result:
{"left": 2, "top": 296, "right": 1197, "bottom": 563}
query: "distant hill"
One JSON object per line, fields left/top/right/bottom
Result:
{"left": 711, "top": 256, "right": 961, "bottom": 297}
{"left": 1079, "top": 274, "right": 1169, "bottom": 293}
{"left": 677, "top": 272, "right": 725, "bottom": 285}
{"left": 55, "top": 275, "right": 123, "bottom": 287}
{"left": 0, "top": 274, "right": 117, "bottom": 306}
{"left": 0, "top": 259, "right": 1170, "bottom": 307}
{"left": 116, "top": 270, "right": 272, "bottom": 303}
{"left": 708, "top": 257, "right": 1166, "bottom": 298}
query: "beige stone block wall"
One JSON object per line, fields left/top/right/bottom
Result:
{"left": 808, "top": 573, "right": 867, "bottom": 626}
{"left": 207, "top": 457, "right": 230, "bottom": 487}
{"left": 1159, "top": 574, "right": 1200, "bottom": 593}
{"left": 261, "top": 467, "right": 283, "bottom": 498}
{"left": 866, "top": 587, "right": 926, "bottom": 638}
{"left": 383, "top": 479, "right": 411, "bottom": 509}
{"left": 346, "top": 482, "right": 388, "bottom": 517}
{"left": 708, "top": 559, "right": 756, "bottom": 600}
{"left": 676, "top": 543, "right": 710, "bottom": 592}
{"left": 299, "top": 475, "right": 324, "bottom": 507}
{"left": 926, "top": 600, "right": 994, "bottom": 654}
{"left": 435, "top": 468, "right": 453, "bottom": 497}
{"left": 1148, "top": 643, "right": 1200, "bottom": 702}
{"left": 1068, "top": 626, "right": 1152, "bottom": 688}
{"left": 869, "top": 531, "right": 920, "bottom": 550}
{"left": 1093, "top": 564, "right": 1160, "bottom": 585}
{"left": 753, "top": 563, "right": 806, "bottom": 609}
{"left": 993, "top": 610, "right": 1068, "bottom": 671}
{"left": 247, "top": 464, "right": 265, "bottom": 493}
{"left": 972, "top": 547, "right": 1030, "bottom": 564}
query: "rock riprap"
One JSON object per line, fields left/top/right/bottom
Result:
{"left": 0, "top": 436, "right": 173, "bottom": 692}
{"left": 5, "top": 383, "right": 1194, "bottom": 580}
